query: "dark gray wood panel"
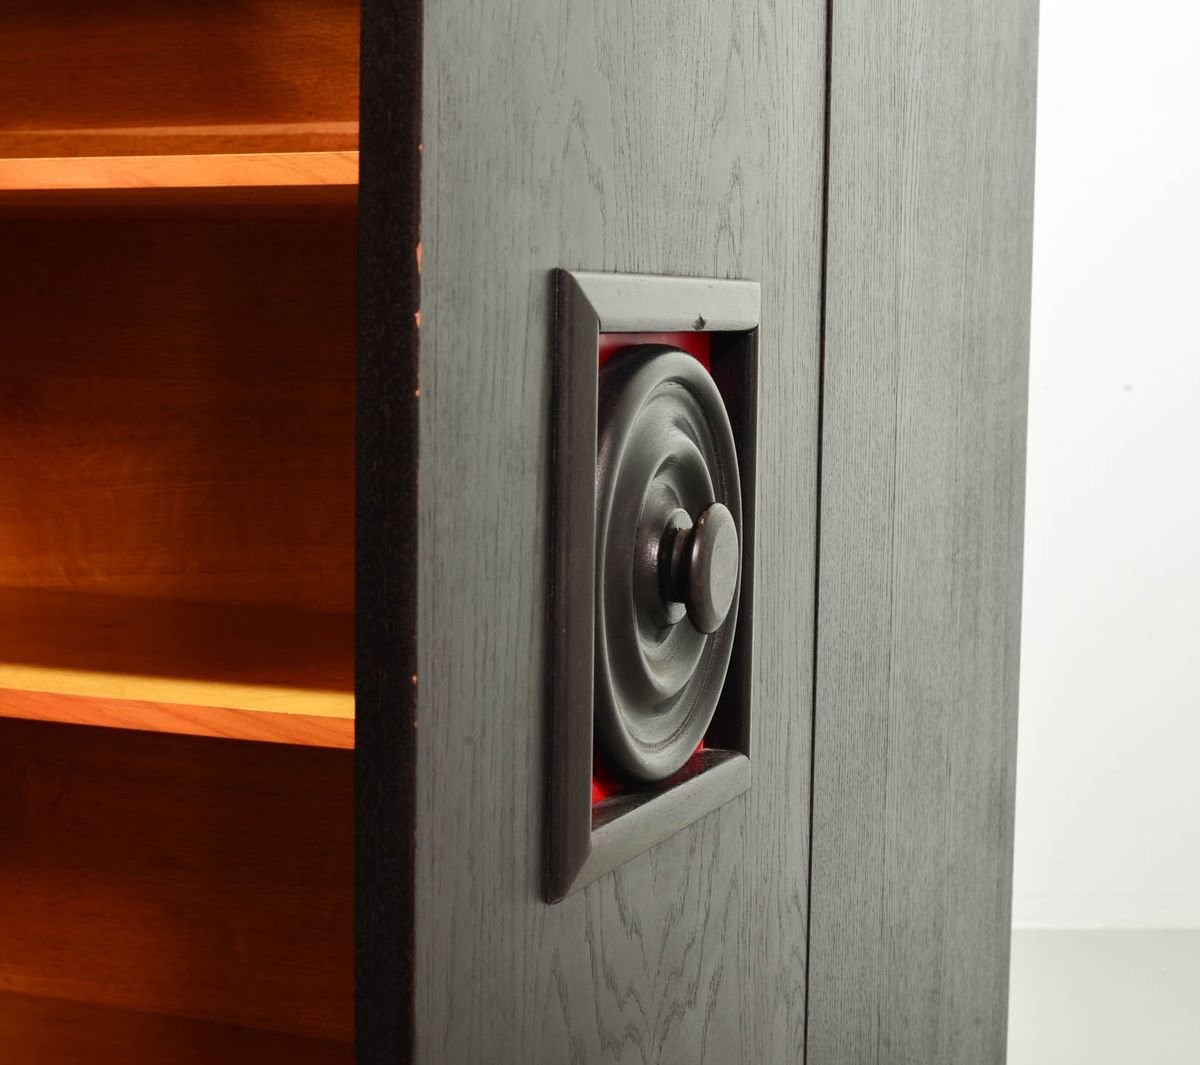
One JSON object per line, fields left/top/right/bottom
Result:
{"left": 807, "top": 2, "right": 1038, "bottom": 1063}
{"left": 356, "top": 0, "right": 422, "bottom": 1062}
{"left": 415, "top": 1, "right": 826, "bottom": 1061}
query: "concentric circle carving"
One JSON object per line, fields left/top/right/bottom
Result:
{"left": 594, "top": 346, "right": 741, "bottom": 783}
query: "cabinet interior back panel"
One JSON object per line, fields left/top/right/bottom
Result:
{"left": 0, "top": 0, "right": 360, "bottom": 156}
{"left": 0, "top": 720, "right": 353, "bottom": 1043}
{"left": 0, "top": 203, "right": 355, "bottom": 615}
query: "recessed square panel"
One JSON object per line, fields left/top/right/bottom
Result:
{"left": 547, "top": 270, "right": 759, "bottom": 902}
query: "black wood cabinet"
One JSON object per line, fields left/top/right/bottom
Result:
{"left": 0, "top": 0, "right": 1033, "bottom": 1060}
{"left": 358, "top": 1, "right": 1037, "bottom": 1064}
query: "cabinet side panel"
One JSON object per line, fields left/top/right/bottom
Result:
{"left": 416, "top": 1, "right": 827, "bottom": 1061}
{"left": 809, "top": 1, "right": 1038, "bottom": 1062}
{"left": 356, "top": 0, "right": 422, "bottom": 1062}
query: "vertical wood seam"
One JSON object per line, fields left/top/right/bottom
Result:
{"left": 803, "top": 0, "right": 835, "bottom": 1061}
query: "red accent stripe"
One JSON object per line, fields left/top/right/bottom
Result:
{"left": 597, "top": 331, "right": 711, "bottom": 370}
{"left": 592, "top": 741, "right": 707, "bottom": 805}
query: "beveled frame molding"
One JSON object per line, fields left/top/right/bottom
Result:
{"left": 547, "top": 269, "right": 759, "bottom": 902}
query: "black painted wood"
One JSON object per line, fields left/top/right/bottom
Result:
{"left": 806, "top": 1, "right": 1039, "bottom": 1062}
{"left": 357, "top": 0, "right": 1034, "bottom": 1060}
{"left": 355, "top": 0, "right": 422, "bottom": 1062}
{"left": 547, "top": 273, "right": 759, "bottom": 902}
{"left": 412, "top": 1, "right": 827, "bottom": 1061}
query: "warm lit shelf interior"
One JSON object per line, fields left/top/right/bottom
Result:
{"left": 2, "top": 1, "right": 360, "bottom": 161}
{"left": 0, "top": 722, "right": 353, "bottom": 1054}
{"left": 2, "top": 0, "right": 361, "bottom": 198}
{"left": 0, "top": 992, "right": 353, "bottom": 1065}
{"left": 0, "top": 151, "right": 359, "bottom": 202}
{"left": 2, "top": 1, "right": 360, "bottom": 1059}
{"left": 0, "top": 590, "right": 353, "bottom": 748}
{"left": 1, "top": 198, "right": 356, "bottom": 748}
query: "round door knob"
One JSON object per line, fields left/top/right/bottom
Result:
{"left": 594, "top": 346, "right": 742, "bottom": 783}
{"left": 668, "top": 502, "right": 739, "bottom": 635}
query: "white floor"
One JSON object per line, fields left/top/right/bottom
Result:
{"left": 1007, "top": 929, "right": 1200, "bottom": 1064}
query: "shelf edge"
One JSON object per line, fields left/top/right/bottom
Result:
{"left": 0, "top": 151, "right": 359, "bottom": 194}
{"left": 0, "top": 687, "right": 354, "bottom": 749}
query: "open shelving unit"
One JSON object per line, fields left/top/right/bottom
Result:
{"left": 1, "top": 0, "right": 359, "bottom": 1059}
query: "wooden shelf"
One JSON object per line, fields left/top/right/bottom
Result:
{"left": 0, "top": 721, "right": 352, "bottom": 1048}
{"left": 1, "top": 1, "right": 360, "bottom": 1056}
{"left": 0, "top": 590, "right": 353, "bottom": 748}
{"left": 0, "top": 151, "right": 359, "bottom": 204}
{"left": 0, "top": 182, "right": 355, "bottom": 750}
{"left": 0, "top": 992, "right": 353, "bottom": 1065}
{"left": 0, "top": 124, "right": 359, "bottom": 161}
{"left": 2, "top": 1, "right": 360, "bottom": 161}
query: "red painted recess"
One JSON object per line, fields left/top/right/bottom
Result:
{"left": 597, "top": 330, "right": 711, "bottom": 371}
{"left": 592, "top": 743, "right": 706, "bottom": 804}
{"left": 592, "top": 330, "right": 713, "bottom": 804}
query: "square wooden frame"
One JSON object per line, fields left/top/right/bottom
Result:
{"left": 547, "top": 269, "right": 760, "bottom": 902}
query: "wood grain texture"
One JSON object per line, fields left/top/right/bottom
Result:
{"left": 2, "top": 124, "right": 359, "bottom": 161}
{"left": 0, "top": 588, "right": 352, "bottom": 708}
{"left": 0, "top": 991, "right": 353, "bottom": 1065}
{"left": 412, "top": 0, "right": 826, "bottom": 1061}
{"left": 0, "top": 203, "right": 355, "bottom": 614}
{"left": 0, "top": 720, "right": 352, "bottom": 1042}
{"left": 0, "top": 183, "right": 360, "bottom": 209}
{"left": 0, "top": 588, "right": 352, "bottom": 745}
{"left": 0, "top": 689, "right": 353, "bottom": 748}
{"left": 807, "top": 1, "right": 1038, "bottom": 1063}
{"left": 0, "top": 0, "right": 359, "bottom": 158}
{"left": 0, "top": 151, "right": 358, "bottom": 196}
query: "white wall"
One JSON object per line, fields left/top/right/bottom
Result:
{"left": 1013, "top": 0, "right": 1200, "bottom": 928}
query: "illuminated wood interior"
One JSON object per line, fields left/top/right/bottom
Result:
{"left": 0, "top": 1, "right": 359, "bottom": 1057}
{"left": 0, "top": 204, "right": 356, "bottom": 745}
{"left": 0, "top": 152, "right": 359, "bottom": 200}
{"left": 0, "top": 721, "right": 353, "bottom": 1060}
{"left": 0, "top": 0, "right": 359, "bottom": 159}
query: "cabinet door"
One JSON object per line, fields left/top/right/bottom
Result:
{"left": 357, "top": 0, "right": 827, "bottom": 1061}
{"left": 807, "top": 1, "right": 1038, "bottom": 1063}
{"left": 357, "top": 0, "right": 1037, "bottom": 1062}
